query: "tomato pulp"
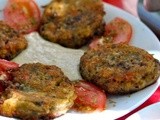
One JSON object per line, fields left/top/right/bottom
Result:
{"left": 73, "top": 81, "right": 107, "bottom": 112}
{"left": 89, "top": 17, "right": 132, "bottom": 49}
{"left": 4, "top": 0, "right": 41, "bottom": 34}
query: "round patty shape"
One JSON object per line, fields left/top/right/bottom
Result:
{"left": 0, "top": 63, "right": 76, "bottom": 119}
{"left": 40, "top": 0, "right": 105, "bottom": 48}
{"left": 80, "top": 44, "right": 160, "bottom": 94}
{"left": 0, "top": 21, "right": 28, "bottom": 60}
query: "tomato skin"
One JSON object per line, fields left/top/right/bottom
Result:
{"left": 89, "top": 17, "right": 132, "bottom": 49}
{"left": 0, "top": 59, "right": 19, "bottom": 92}
{"left": 104, "top": 17, "right": 132, "bottom": 44}
{"left": 0, "top": 59, "right": 19, "bottom": 71}
{"left": 89, "top": 38, "right": 100, "bottom": 49}
{"left": 4, "top": 0, "right": 41, "bottom": 34}
{"left": 73, "top": 80, "right": 107, "bottom": 112}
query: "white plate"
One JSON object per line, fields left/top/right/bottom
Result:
{"left": 126, "top": 102, "right": 160, "bottom": 120}
{"left": 0, "top": 0, "right": 160, "bottom": 120}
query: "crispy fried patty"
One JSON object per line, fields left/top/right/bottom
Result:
{"left": 0, "top": 21, "right": 27, "bottom": 60}
{"left": 0, "top": 63, "right": 76, "bottom": 119}
{"left": 40, "top": 0, "right": 105, "bottom": 48}
{"left": 80, "top": 44, "right": 160, "bottom": 94}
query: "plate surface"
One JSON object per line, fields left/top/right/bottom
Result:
{"left": 0, "top": 0, "right": 160, "bottom": 120}
{"left": 126, "top": 102, "right": 160, "bottom": 120}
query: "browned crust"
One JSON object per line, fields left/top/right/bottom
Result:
{"left": 80, "top": 44, "right": 160, "bottom": 94}
{"left": 0, "top": 63, "right": 76, "bottom": 119}
{"left": 0, "top": 21, "right": 28, "bottom": 60}
{"left": 40, "top": 0, "right": 105, "bottom": 48}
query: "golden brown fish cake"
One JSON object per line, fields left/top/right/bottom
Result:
{"left": 0, "top": 21, "right": 27, "bottom": 60}
{"left": 80, "top": 44, "right": 160, "bottom": 94}
{"left": 0, "top": 63, "right": 76, "bottom": 119}
{"left": 40, "top": 0, "right": 105, "bottom": 48}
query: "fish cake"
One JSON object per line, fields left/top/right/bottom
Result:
{"left": 80, "top": 44, "right": 160, "bottom": 94}
{"left": 40, "top": 0, "right": 105, "bottom": 48}
{"left": 0, "top": 63, "right": 76, "bottom": 119}
{"left": 0, "top": 21, "right": 27, "bottom": 60}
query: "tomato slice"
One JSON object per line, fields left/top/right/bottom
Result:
{"left": 0, "top": 59, "right": 19, "bottom": 92}
{"left": 89, "top": 37, "right": 103, "bottom": 49}
{"left": 104, "top": 17, "right": 132, "bottom": 44}
{"left": 89, "top": 17, "right": 132, "bottom": 49}
{"left": 0, "top": 59, "right": 19, "bottom": 71}
{"left": 4, "top": 0, "right": 41, "bottom": 34}
{"left": 73, "top": 80, "right": 107, "bottom": 112}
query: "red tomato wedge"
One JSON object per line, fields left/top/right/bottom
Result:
{"left": 89, "top": 37, "right": 103, "bottom": 49}
{"left": 0, "top": 59, "right": 19, "bottom": 71}
{"left": 0, "top": 59, "right": 19, "bottom": 92}
{"left": 89, "top": 17, "right": 132, "bottom": 49}
{"left": 4, "top": 0, "right": 41, "bottom": 34}
{"left": 104, "top": 17, "right": 132, "bottom": 44}
{"left": 73, "top": 81, "right": 107, "bottom": 112}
